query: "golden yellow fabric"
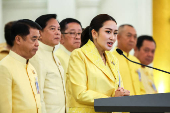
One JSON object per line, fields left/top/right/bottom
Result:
{"left": 137, "top": 67, "right": 157, "bottom": 94}
{"left": 30, "top": 41, "right": 66, "bottom": 113}
{"left": 66, "top": 40, "right": 123, "bottom": 113}
{"left": 54, "top": 44, "right": 71, "bottom": 83}
{"left": 112, "top": 48, "right": 146, "bottom": 95}
{"left": 0, "top": 43, "right": 10, "bottom": 61}
{"left": 0, "top": 50, "right": 41, "bottom": 113}
{"left": 68, "top": 108, "right": 111, "bottom": 113}
{"left": 153, "top": 0, "right": 170, "bottom": 93}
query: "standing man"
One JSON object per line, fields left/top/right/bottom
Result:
{"left": 134, "top": 35, "right": 157, "bottom": 94}
{"left": 30, "top": 14, "right": 66, "bottom": 113}
{"left": 54, "top": 18, "right": 82, "bottom": 82}
{"left": 0, "top": 21, "right": 15, "bottom": 60}
{"left": 112, "top": 24, "right": 145, "bottom": 95}
{"left": 0, "top": 19, "right": 42, "bottom": 113}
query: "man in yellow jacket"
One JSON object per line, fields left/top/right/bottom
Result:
{"left": 0, "top": 43, "right": 9, "bottom": 60}
{"left": 134, "top": 35, "right": 157, "bottom": 94}
{"left": 112, "top": 24, "right": 146, "bottom": 95}
{"left": 0, "top": 19, "right": 42, "bottom": 113}
{"left": 54, "top": 18, "right": 82, "bottom": 82}
{"left": 0, "top": 21, "right": 15, "bottom": 60}
{"left": 30, "top": 14, "right": 66, "bottom": 113}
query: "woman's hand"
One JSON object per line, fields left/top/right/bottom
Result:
{"left": 114, "top": 87, "right": 130, "bottom": 97}
{"left": 123, "top": 89, "right": 130, "bottom": 96}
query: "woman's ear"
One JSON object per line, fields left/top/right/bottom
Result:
{"left": 91, "top": 29, "right": 98, "bottom": 40}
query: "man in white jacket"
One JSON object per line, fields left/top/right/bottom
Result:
{"left": 30, "top": 14, "right": 66, "bottom": 113}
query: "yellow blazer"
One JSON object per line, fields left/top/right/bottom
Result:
{"left": 0, "top": 50, "right": 41, "bottom": 113}
{"left": 0, "top": 43, "right": 10, "bottom": 61}
{"left": 66, "top": 40, "right": 123, "bottom": 109}
{"left": 112, "top": 48, "right": 146, "bottom": 95}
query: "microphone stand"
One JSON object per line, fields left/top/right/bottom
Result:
{"left": 122, "top": 54, "right": 170, "bottom": 74}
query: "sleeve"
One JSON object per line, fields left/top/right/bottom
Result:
{"left": 30, "top": 55, "right": 47, "bottom": 113}
{"left": 0, "top": 65, "right": 12, "bottom": 113}
{"left": 67, "top": 50, "right": 109, "bottom": 106}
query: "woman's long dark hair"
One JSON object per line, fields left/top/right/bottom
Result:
{"left": 81, "top": 14, "right": 117, "bottom": 47}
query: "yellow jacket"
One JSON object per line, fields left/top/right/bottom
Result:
{"left": 0, "top": 43, "right": 10, "bottom": 61}
{"left": 137, "top": 67, "right": 157, "bottom": 94}
{"left": 0, "top": 50, "right": 41, "bottom": 113}
{"left": 30, "top": 41, "right": 66, "bottom": 113}
{"left": 112, "top": 48, "right": 146, "bottom": 95}
{"left": 54, "top": 44, "right": 71, "bottom": 83}
{"left": 66, "top": 40, "right": 123, "bottom": 109}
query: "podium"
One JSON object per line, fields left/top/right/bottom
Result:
{"left": 94, "top": 93, "right": 170, "bottom": 112}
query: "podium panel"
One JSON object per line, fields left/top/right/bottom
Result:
{"left": 94, "top": 93, "right": 170, "bottom": 112}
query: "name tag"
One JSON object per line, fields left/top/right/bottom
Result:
{"left": 35, "top": 76, "right": 40, "bottom": 94}
{"left": 137, "top": 69, "right": 141, "bottom": 81}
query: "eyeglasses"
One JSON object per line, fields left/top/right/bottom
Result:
{"left": 62, "top": 32, "right": 82, "bottom": 37}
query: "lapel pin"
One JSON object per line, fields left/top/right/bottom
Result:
{"left": 32, "top": 70, "right": 35, "bottom": 74}
{"left": 111, "top": 61, "right": 115, "bottom": 65}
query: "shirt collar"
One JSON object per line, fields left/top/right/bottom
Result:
{"left": 39, "top": 41, "right": 54, "bottom": 52}
{"left": 9, "top": 50, "right": 28, "bottom": 64}
{"left": 59, "top": 44, "right": 72, "bottom": 56}
{"left": 115, "top": 47, "right": 129, "bottom": 57}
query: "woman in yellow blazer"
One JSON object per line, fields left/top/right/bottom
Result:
{"left": 66, "top": 14, "right": 130, "bottom": 113}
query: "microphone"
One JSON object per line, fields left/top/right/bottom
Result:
{"left": 116, "top": 48, "right": 170, "bottom": 74}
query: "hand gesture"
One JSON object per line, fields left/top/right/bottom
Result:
{"left": 114, "top": 87, "right": 130, "bottom": 97}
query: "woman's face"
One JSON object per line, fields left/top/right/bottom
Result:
{"left": 93, "top": 20, "right": 118, "bottom": 52}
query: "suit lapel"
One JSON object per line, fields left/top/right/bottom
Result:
{"left": 81, "top": 40, "right": 116, "bottom": 82}
{"left": 105, "top": 51, "right": 119, "bottom": 84}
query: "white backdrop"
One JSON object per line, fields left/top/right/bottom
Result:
{"left": 0, "top": 0, "right": 152, "bottom": 54}
{"left": 0, "top": 0, "right": 3, "bottom": 43}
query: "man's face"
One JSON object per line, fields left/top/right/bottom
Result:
{"left": 40, "top": 18, "right": 61, "bottom": 47}
{"left": 117, "top": 26, "right": 137, "bottom": 53}
{"left": 61, "top": 22, "right": 82, "bottom": 52}
{"left": 135, "top": 40, "right": 156, "bottom": 65}
{"left": 20, "top": 28, "right": 40, "bottom": 59}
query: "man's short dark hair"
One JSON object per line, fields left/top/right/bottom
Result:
{"left": 35, "top": 14, "right": 57, "bottom": 30}
{"left": 136, "top": 35, "right": 156, "bottom": 49}
{"left": 11, "top": 19, "right": 42, "bottom": 47}
{"left": 60, "top": 18, "right": 82, "bottom": 33}
{"left": 4, "top": 21, "right": 16, "bottom": 47}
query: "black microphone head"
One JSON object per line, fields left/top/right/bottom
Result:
{"left": 116, "top": 48, "right": 123, "bottom": 55}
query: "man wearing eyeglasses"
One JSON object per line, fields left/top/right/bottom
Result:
{"left": 54, "top": 18, "right": 82, "bottom": 82}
